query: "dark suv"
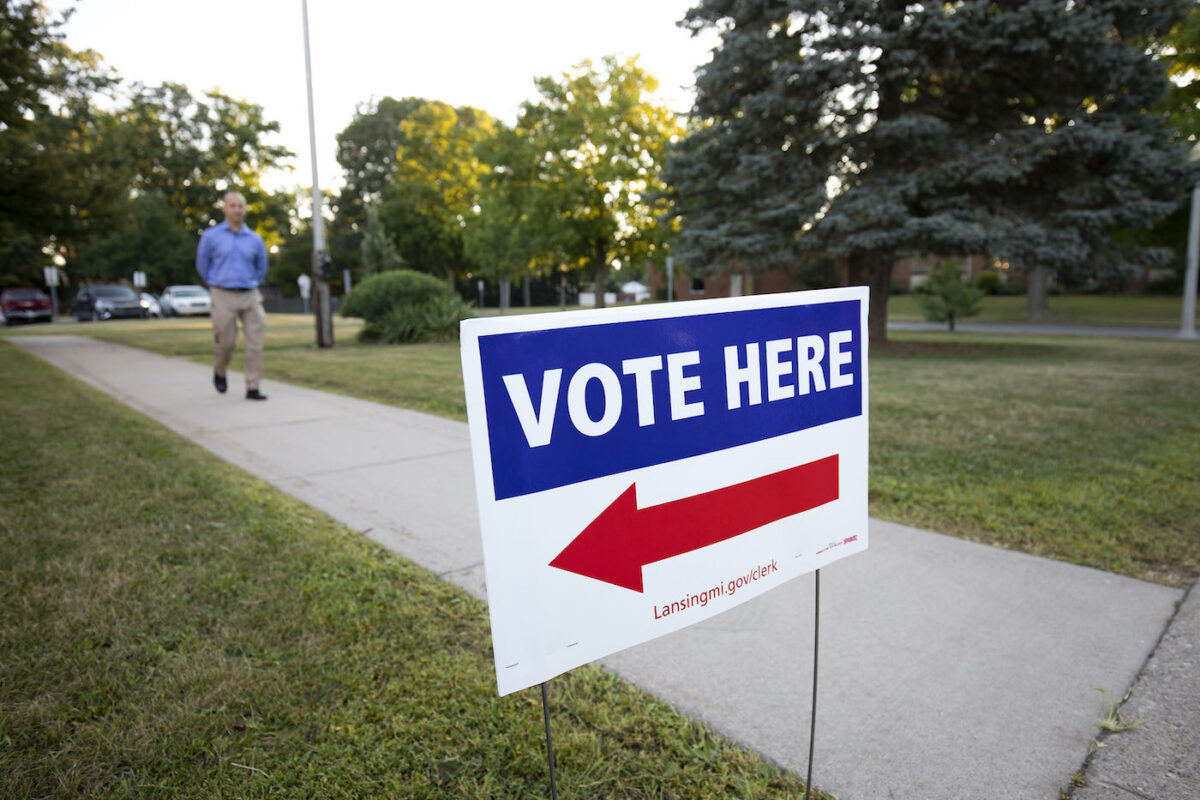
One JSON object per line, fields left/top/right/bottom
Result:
{"left": 72, "top": 285, "right": 145, "bottom": 321}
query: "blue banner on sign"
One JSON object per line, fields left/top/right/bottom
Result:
{"left": 478, "top": 299, "right": 863, "bottom": 500}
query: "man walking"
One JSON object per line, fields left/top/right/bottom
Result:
{"left": 196, "top": 190, "right": 269, "bottom": 401}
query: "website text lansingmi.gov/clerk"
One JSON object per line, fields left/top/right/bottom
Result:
{"left": 652, "top": 559, "right": 779, "bottom": 620}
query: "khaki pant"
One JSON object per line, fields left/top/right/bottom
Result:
{"left": 210, "top": 287, "right": 266, "bottom": 391}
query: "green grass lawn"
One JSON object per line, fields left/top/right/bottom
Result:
{"left": 5, "top": 306, "right": 1197, "bottom": 586}
{"left": 868, "top": 334, "right": 1199, "bottom": 586}
{"left": 0, "top": 343, "right": 820, "bottom": 799}
{"left": 3, "top": 299, "right": 1197, "bottom": 796}
{"left": 887, "top": 292, "right": 1186, "bottom": 326}
{"left": 6, "top": 314, "right": 368, "bottom": 356}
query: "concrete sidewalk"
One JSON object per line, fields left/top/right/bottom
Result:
{"left": 13, "top": 334, "right": 1194, "bottom": 799}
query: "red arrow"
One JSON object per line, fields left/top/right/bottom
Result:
{"left": 549, "top": 454, "right": 839, "bottom": 592}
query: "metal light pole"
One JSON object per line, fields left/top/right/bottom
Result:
{"left": 1182, "top": 174, "right": 1199, "bottom": 339}
{"left": 302, "top": 0, "right": 334, "bottom": 348}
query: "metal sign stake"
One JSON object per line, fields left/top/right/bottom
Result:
{"left": 805, "top": 568, "right": 820, "bottom": 800}
{"left": 541, "top": 681, "right": 560, "bottom": 799}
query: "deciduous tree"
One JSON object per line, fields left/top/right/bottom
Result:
{"left": 0, "top": 0, "right": 122, "bottom": 283}
{"left": 115, "top": 82, "right": 292, "bottom": 240}
{"left": 332, "top": 96, "right": 427, "bottom": 274}
{"left": 463, "top": 125, "right": 546, "bottom": 305}
{"left": 516, "top": 56, "right": 682, "bottom": 307}
{"left": 380, "top": 101, "right": 495, "bottom": 284}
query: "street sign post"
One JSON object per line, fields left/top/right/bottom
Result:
{"left": 43, "top": 266, "right": 59, "bottom": 321}
{"left": 297, "top": 273, "right": 312, "bottom": 314}
{"left": 461, "top": 287, "right": 870, "bottom": 696}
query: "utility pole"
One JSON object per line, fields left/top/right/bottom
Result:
{"left": 302, "top": 0, "right": 334, "bottom": 348}
{"left": 1182, "top": 176, "right": 1199, "bottom": 339}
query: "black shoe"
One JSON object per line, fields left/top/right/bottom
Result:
{"left": 245, "top": 389, "right": 268, "bottom": 401}
{"left": 214, "top": 373, "right": 227, "bottom": 393}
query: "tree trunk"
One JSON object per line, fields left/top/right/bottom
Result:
{"left": 847, "top": 248, "right": 894, "bottom": 342}
{"left": 592, "top": 238, "right": 607, "bottom": 308}
{"left": 1026, "top": 266, "right": 1050, "bottom": 319}
{"left": 744, "top": 270, "right": 756, "bottom": 296}
{"left": 523, "top": 274, "right": 531, "bottom": 307}
{"left": 847, "top": 1, "right": 902, "bottom": 344}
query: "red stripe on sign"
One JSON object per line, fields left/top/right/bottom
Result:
{"left": 549, "top": 454, "right": 839, "bottom": 592}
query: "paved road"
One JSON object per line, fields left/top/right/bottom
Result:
{"left": 11, "top": 334, "right": 1195, "bottom": 799}
{"left": 889, "top": 320, "right": 1194, "bottom": 339}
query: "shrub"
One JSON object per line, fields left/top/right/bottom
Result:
{"left": 342, "top": 269, "right": 473, "bottom": 343}
{"left": 974, "top": 270, "right": 1002, "bottom": 295}
{"left": 366, "top": 298, "right": 471, "bottom": 343}
{"left": 916, "top": 261, "right": 984, "bottom": 331}
{"left": 973, "top": 269, "right": 1023, "bottom": 295}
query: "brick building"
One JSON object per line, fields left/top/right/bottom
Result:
{"left": 647, "top": 253, "right": 998, "bottom": 300}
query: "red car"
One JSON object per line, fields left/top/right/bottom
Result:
{"left": 1, "top": 288, "right": 53, "bottom": 325}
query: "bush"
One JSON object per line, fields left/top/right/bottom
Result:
{"left": 916, "top": 261, "right": 984, "bottom": 331}
{"left": 973, "top": 270, "right": 1002, "bottom": 295}
{"left": 1145, "top": 271, "right": 1183, "bottom": 295}
{"left": 365, "top": 298, "right": 471, "bottom": 343}
{"left": 342, "top": 269, "right": 473, "bottom": 343}
{"left": 973, "top": 268, "right": 1022, "bottom": 295}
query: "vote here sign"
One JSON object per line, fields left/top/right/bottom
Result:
{"left": 460, "top": 287, "right": 869, "bottom": 696}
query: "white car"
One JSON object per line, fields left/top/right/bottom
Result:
{"left": 159, "top": 285, "right": 211, "bottom": 316}
{"left": 140, "top": 292, "right": 162, "bottom": 318}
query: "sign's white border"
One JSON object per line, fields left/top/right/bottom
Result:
{"left": 461, "top": 287, "right": 869, "bottom": 695}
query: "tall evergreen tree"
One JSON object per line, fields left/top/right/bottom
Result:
{"left": 670, "top": 0, "right": 1193, "bottom": 338}
{"left": 359, "top": 204, "right": 403, "bottom": 278}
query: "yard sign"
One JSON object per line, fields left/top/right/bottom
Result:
{"left": 460, "top": 287, "right": 869, "bottom": 696}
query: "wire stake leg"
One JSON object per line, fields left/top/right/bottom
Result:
{"left": 806, "top": 568, "right": 820, "bottom": 800}
{"left": 541, "top": 680, "right": 559, "bottom": 800}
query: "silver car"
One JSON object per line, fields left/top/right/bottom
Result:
{"left": 140, "top": 292, "right": 162, "bottom": 318}
{"left": 160, "top": 285, "right": 211, "bottom": 316}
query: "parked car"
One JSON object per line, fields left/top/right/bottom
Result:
{"left": 1, "top": 287, "right": 53, "bottom": 324}
{"left": 159, "top": 285, "right": 211, "bottom": 316}
{"left": 140, "top": 292, "right": 162, "bottom": 318}
{"left": 72, "top": 285, "right": 145, "bottom": 321}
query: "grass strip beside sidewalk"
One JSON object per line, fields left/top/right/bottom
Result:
{"left": 0, "top": 342, "right": 820, "bottom": 799}
{"left": 9, "top": 317, "right": 1198, "bottom": 586}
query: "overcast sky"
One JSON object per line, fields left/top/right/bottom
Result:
{"left": 48, "top": 0, "right": 719, "bottom": 192}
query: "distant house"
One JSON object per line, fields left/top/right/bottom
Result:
{"left": 578, "top": 290, "right": 617, "bottom": 306}
{"left": 647, "top": 253, "right": 999, "bottom": 299}
{"left": 619, "top": 281, "right": 651, "bottom": 302}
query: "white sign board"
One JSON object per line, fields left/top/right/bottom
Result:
{"left": 43, "top": 266, "right": 59, "bottom": 288}
{"left": 297, "top": 273, "right": 312, "bottom": 299}
{"left": 461, "top": 287, "right": 869, "bottom": 695}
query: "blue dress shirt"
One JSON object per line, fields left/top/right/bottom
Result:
{"left": 196, "top": 221, "right": 268, "bottom": 289}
